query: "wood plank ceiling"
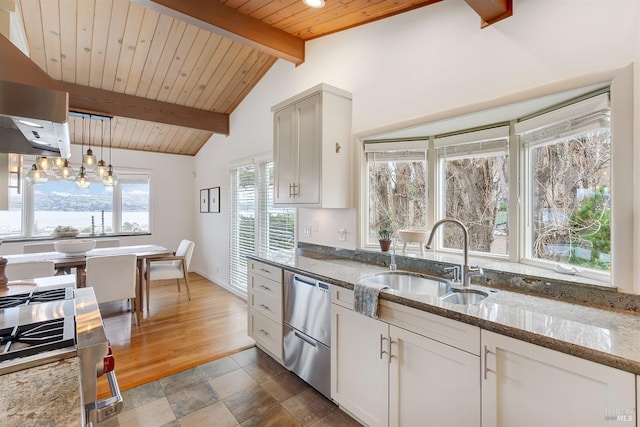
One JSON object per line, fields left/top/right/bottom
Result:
{"left": 15, "top": 0, "right": 511, "bottom": 156}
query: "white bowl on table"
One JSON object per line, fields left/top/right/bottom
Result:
{"left": 54, "top": 239, "right": 97, "bottom": 257}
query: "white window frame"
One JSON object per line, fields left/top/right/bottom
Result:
{"left": 3, "top": 157, "right": 151, "bottom": 239}
{"left": 358, "top": 66, "right": 634, "bottom": 291}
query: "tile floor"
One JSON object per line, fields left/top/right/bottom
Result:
{"left": 100, "top": 347, "right": 362, "bottom": 426}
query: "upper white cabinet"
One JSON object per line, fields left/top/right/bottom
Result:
{"left": 272, "top": 83, "right": 352, "bottom": 208}
{"left": 482, "top": 330, "right": 635, "bottom": 427}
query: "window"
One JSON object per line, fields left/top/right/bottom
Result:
{"left": 518, "top": 94, "right": 611, "bottom": 276}
{"left": 362, "top": 88, "right": 620, "bottom": 285}
{"left": 0, "top": 153, "right": 23, "bottom": 239}
{"left": 229, "top": 159, "right": 295, "bottom": 295}
{"left": 119, "top": 175, "right": 150, "bottom": 233}
{"left": 0, "top": 154, "right": 150, "bottom": 239}
{"left": 364, "top": 143, "right": 427, "bottom": 246}
{"left": 436, "top": 129, "right": 509, "bottom": 256}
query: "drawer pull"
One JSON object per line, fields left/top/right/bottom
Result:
{"left": 259, "top": 268, "right": 271, "bottom": 274}
{"left": 259, "top": 285, "right": 272, "bottom": 291}
{"left": 259, "top": 304, "right": 271, "bottom": 311}
{"left": 259, "top": 329, "right": 270, "bottom": 336}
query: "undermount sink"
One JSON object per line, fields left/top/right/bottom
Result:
{"left": 362, "top": 271, "right": 489, "bottom": 305}
{"left": 364, "top": 272, "right": 451, "bottom": 297}
{"left": 440, "top": 288, "right": 488, "bottom": 305}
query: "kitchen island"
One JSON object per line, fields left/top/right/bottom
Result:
{"left": 0, "top": 357, "right": 82, "bottom": 426}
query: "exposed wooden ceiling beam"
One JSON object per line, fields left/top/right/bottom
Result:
{"left": 61, "top": 82, "right": 229, "bottom": 135}
{"left": 464, "top": 0, "right": 513, "bottom": 27}
{"left": 131, "top": 0, "right": 305, "bottom": 65}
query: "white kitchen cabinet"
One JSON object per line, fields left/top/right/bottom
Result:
{"left": 389, "top": 325, "right": 480, "bottom": 427}
{"left": 482, "top": 330, "right": 636, "bottom": 427}
{"left": 331, "top": 290, "right": 480, "bottom": 427}
{"left": 331, "top": 303, "right": 389, "bottom": 427}
{"left": 247, "top": 259, "right": 283, "bottom": 361}
{"left": 272, "top": 83, "right": 352, "bottom": 208}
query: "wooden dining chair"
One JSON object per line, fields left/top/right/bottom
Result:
{"left": 145, "top": 239, "right": 195, "bottom": 310}
{"left": 5, "top": 261, "right": 56, "bottom": 280}
{"left": 85, "top": 254, "right": 139, "bottom": 325}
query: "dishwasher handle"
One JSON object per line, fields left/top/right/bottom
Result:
{"left": 293, "top": 275, "right": 317, "bottom": 287}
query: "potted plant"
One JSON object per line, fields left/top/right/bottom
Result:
{"left": 53, "top": 226, "right": 79, "bottom": 238}
{"left": 378, "top": 228, "right": 392, "bottom": 252}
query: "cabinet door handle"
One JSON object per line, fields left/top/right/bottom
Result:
{"left": 380, "top": 334, "right": 389, "bottom": 360}
{"left": 289, "top": 182, "right": 299, "bottom": 197}
{"left": 389, "top": 339, "right": 398, "bottom": 364}
{"left": 483, "top": 345, "right": 493, "bottom": 380}
{"left": 259, "top": 329, "right": 269, "bottom": 336}
{"left": 259, "top": 304, "right": 271, "bottom": 311}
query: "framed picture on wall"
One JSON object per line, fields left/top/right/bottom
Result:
{"left": 209, "top": 187, "right": 221, "bottom": 213}
{"left": 200, "top": 189, "right": 209, "bottom": 213}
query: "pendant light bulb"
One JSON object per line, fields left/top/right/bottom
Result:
{"left": 103, "top": 164, "right": 117, "bottom": 186}
{"left": 59, "top": 159, "right": 75, "bottom": 179}
{"left": 75, "top": 165, "right": 91, "bottom": 189}
{"left": 83, "top": 147, "right": 96, "bottom": 167}
{"left": 26, "top": 163, "right": 48, "bottom": 185}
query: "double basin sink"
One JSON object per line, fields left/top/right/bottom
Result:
{"left": 362, "top": 271, "right": 488, "bottom": 305}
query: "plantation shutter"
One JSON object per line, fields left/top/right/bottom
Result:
{"left": 229, "top": 164, "right": 256, "bottom": 295}
{"left": 257, "top": 161, "right": 295, "bottom": 253}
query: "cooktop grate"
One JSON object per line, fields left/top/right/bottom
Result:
{"left": 0, "top": 317, "right": 76, "bottom": 362}
{"left": 0, "top": 288, "right": 72, "bottom": 309}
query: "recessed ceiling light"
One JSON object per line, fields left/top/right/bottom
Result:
{"left": 18, "top": 119, "right": 44, "bottom": 128}
{"left": 303, "top": 0, "right": 325, "bottom": 8}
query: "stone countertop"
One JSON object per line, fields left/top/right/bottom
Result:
{"left": 0, "top": 357, "right": 82, "bottom": 426}
{"left": 250, "top": 251, "right": 640, "bottom": 375}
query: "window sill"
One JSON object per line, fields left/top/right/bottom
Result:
{"left": 0, "top": 233, "right": 152, "bottom": 244}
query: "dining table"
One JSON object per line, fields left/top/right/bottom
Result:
{"left": 3, "top": 244, "right": 171, "bottom": 312}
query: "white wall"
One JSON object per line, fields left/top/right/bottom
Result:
{"left": 0, "top": 144, "right": 196, "bottom": 255}
{"left": 193, "top": 0, "right": 640, "bottom": 291}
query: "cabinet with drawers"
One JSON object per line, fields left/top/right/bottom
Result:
{"left": 247, "top": 259, "right": 284, "bottom": 361}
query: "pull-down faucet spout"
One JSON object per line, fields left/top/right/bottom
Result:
{"left": 426, "top": 218, "right": 483, "bottom": 287}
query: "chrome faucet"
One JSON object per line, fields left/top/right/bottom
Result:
{"left": 389, "top": 239, "right": 397, "bottom": 271}
{"left": 425, "top": 218, "right": 483, "bottom": 287}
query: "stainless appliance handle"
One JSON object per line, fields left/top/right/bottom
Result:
{"left": 294, "top": 331, "right": 318, "bottom": 347}
{"left": 85, "top": 370, "right": 124, "bottom": 424}
{"left": 293, "top": 275, "right": 317, "bottom": 287}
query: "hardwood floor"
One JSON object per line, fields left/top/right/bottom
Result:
{"left": 97, "top": 273, "right": 255, "bottom": 398}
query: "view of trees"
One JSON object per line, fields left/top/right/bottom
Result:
{"left": 444, "top": 153, "right": 508, "bottom": 254}
{"left": 367, "top": 125, "right": 610, "bottom": 272}
{"left": 368, "top": 154, "right": 426, "bottom": 242}
{"left": 532, "top": 129, "right": 611, "bottom": 270}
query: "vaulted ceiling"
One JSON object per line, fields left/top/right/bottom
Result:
{"left": 15, "top": 0, "right": 512, "bottom": 156}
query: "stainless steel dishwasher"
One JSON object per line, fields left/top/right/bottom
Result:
{"left": 283, "top": 271, "right": 331, "bottom": 399}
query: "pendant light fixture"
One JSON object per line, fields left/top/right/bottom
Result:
{"left": 58, "top": 159, "right": 75, "bottom": 180}
{"left": 36, "top": 156, "right": 51, "bottom": 171}
{"left": 75, "top": 117, "right": 91, "bottom": 189}
{"left": 82, "top": 115, "right": 96, "bottom": 169}
{"left": 96, "top": 118, "right": 107, "bottom": 177}
{"left": 25, "top": 163, "right": 48, "bottom": 184}
{"left": 103, "top": 117, "right": 117, "bottom": 187}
